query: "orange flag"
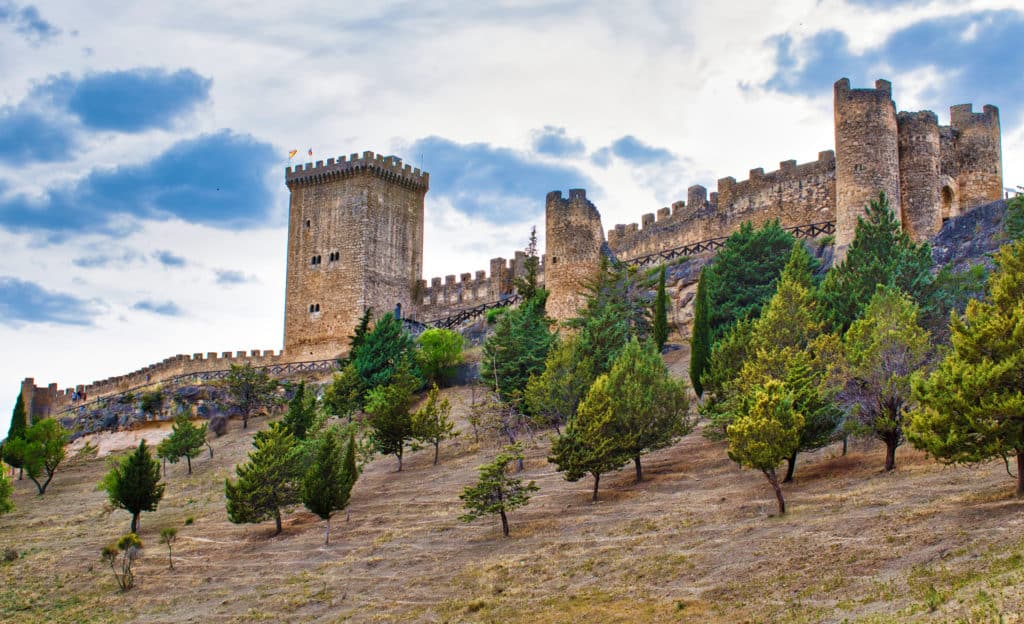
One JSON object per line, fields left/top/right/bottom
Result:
{"left": 288, "top": 149, "right": 298, "bottom": 159}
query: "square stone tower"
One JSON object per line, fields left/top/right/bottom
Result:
{"left": 283, "top": 151, "right": 429, "bottom": 359}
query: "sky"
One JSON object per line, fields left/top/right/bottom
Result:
{"left": 1, "top": 0, "right": 1022, "bottom": 433}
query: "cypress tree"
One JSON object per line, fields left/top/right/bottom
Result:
{"left": 104, "top": 440, "right": 165, "bottom": 533}
{"left": 689, "top": 267, "right": 712, "bottom": 396}
{"left": 302, "top": 430, "right": 358, "bottom": 544}
{"left": 353, "top": 313, "right": 421, "bottom": 392}
{"left": 225, "top": 422, "right": 301, "bottom": 535}
{"left": 283, "top": 382, "right": 315, "bottom": 440}
{"left": 653, "top": 265, "right": 669, "bottom": 350}
{"left": 3, "top": 393, "right": 28, "bottom": 479}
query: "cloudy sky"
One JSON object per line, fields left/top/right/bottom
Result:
{"left": 1, "top": 0, "right": 1022, "bottom": 432}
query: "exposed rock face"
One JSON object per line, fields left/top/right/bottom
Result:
{"left": 930, "top": 199, "right": 1009, "bottom": 271}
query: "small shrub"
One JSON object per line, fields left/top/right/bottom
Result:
{"left": 139, "top": 390, "right": 163, "bottom": 416}
{"left": 101, "top": 533, "right": 143, "bottom": 592}
{"left": 159, "top": 527, "right": 178, "bottom": 570}
{"left": 184, "top": 516, "right": 194, "bottom": 526}
{"left": 2, "top": 547, "right": 18, "bottom": 562}
{"left": 209, "top": 413, "right": 228, "bottom": 437}
{"left": 485, "top": 307, "right": 507, "bottom": 325}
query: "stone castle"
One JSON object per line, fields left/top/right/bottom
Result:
{"left": 19, "top": 77, "right": 1003, "bottom": 420}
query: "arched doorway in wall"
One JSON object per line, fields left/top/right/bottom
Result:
{"left": 941, "top": 185, "right": 957, "bottom": 223}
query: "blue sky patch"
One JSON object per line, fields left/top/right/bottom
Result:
{"left": 0, "top": 276, "right": 100, "bottom": 326}
{"left": 765, "top": 10, "right": 1024, "bottom": 126}
{"left": 532, "top": 126, "right": 586, "bottom": 157}
{"left": 37, "top": 68, "right": 212, "bottom": 132}
{"left": 0, "top": 106, "right": 76, "bottom": 164}
{"left": 215, "top": 269, "right": 255, "bottom": 285}
{"left": 0, "top": 2, "right": 59, "bottom": 43}
{"left": 0, "top": 130, "right": 279, "bottom": 237}
{"left": 132, "top": 300, "right": 183, "bottom": 316}
{"left": 153, "top": 250, "right": 186, "bottom": 268}
{"left": 408, "top": 136, "right": 594, "bottom": 224}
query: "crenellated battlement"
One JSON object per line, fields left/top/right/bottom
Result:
{"left": 415, "top": 249, "right": 543, "bottom": 319}
{"left": 285, "top": 150, "right": 429, "bottom": 190}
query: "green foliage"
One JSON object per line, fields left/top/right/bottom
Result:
{"left": 302, "top": 429, "right": 358, "bottom": 544}
{"left": 689, "top": 266, "right": 712, "bottom": 396}
{"left": 841, "top": 285, "right": 932, "bottom": 471}
{"left": 907, "top": 239, "right": 1024, "bottom": 495}
{"left": 343, "top": 307, "right": 374, "bottom": 364}
{"left": 221, "top": 363, "right": 279, "bottom": 429}
{"left": 485, "top": 307, "right": 508, "bottom": 324}
{"left": 705, "top": 220, "right": 796, "bottom": 342}
{"left": 158, "top": 527, "right": 177, "bottom": 569}
{"left": 364, "top": 366, "right": 419, "bottom": 471}
{"left": 513, "top": 226, "right": 544, "bottom": 303}
{"left": 103, "top": 440, "right": 164, "bottom": 533}
{"left": 1006, "top": 193, "right": 1024, "bottom": 241}
{"left": 411, "top": 385, "right": 458, "bottom": 465}
{"left": 20, "top": 418, "right": 67, "bottom": 495}
{"left": 139, "top": 389, "right": 163, "bottom": 416}
{"left": 416, "top": 328, "right": 464, "bottom": 387}
{"left": 353, "top": 312, "right": 421, "bottom": 392}
{"left": 282, "top": 382, "right": 316, "bottom": 440}
{"left": 819, "top": 192, "right": 933, "bottom": 333}
{"left": 602, "top": 338, "right": 693, "bottom": 483}
{"left": 225, "top": 421, "right": 301, "bottom": 535}
{"left": 0, "top": 471, "right": 12, "bottom": 515}
{"left": 571, "top": 256, "right": 649, "bottom": 375}
{"left": 3, "top": 392, "right": 28, "bottom": 474}
{"left": 699, "top": 319, "right": 757, "bottom": 439}
{"left": 726, "top": 380, "right": 804, "bottom": 514}
{"left": 6, "top": 391, "right": 27, "bottom": 441}
{"left": 652, "top": 266, "right": 669, "bottom": 350}
{"left": 323, "top": 363, "right": 365, "bottom": 419}
{"left": 921, "top": 262, "right": 989, "bottom": 342}
{"left": 460, "top": 444, "right": 538, "bottom": 537}
{"left": 481, "top": 296, "right": 554, "bottom": 407}
{"left": 101, "top": 533, "right": 143, "bottom": 592}
{"left": 158, "top": 412, "right": 208, "bottom": 475}
{"left": 524, "top": 336, "right": 594, "bottom": 434}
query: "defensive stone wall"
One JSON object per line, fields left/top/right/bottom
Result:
{"left": 415, "top": 253, "right": 544, "bottom": 321}
{"left": 607, "top": 151, "right": 835, "bottom": 261}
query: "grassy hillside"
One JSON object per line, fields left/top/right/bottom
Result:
{"left": 2, "top": 360, "right": 1023, "bottom": 623}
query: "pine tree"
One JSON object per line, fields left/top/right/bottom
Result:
{"left": 103, "top": 440, "right": 165, "bottom": 533}
{"left": 908, "top": 239, "right": 1024, "bottom": 495}
{"left": 513, "top": 226, "right": 544, "bottom": 304}
{"left": 1005, "top": 194, "right": 1024, "bottom": 241}
{"left": 364, "top": 366, "right": 418, "bottom": 471}
{"left": 460, "top": 444, "right": 538, "bottom": 537}
{"left": 699, "top": 318, "right": 757, "bottom": 439}
{"left": 0, "top": 470, "right": 13, "bottom": 515}
{"left": 480, "top": 296, "right": 554, "bottom": 407}
{"left": 819, "top": 192, "right": 933, "bottom": 333}
{"left": 841, "top": 286, "right": 932, "bottom": 471}
{"left": 225, "top": 422, "right": 301, "bottom": 535}
{"left": 3, "top": 392, "right": 28, "bottom": 479}
{"left": 323, "top": 363, "right": 365, "bottom": 420}
{"left": 548, "top": 373, "right": 632, "bottom": 501}
{"left": 282, "top": 382, "right": 316, "bottom": 440}
{"left": 411, "top": 385, "right": 458, "bottom": 465}
{"left": 652, "top": 265, "right": 669, "bottom": 350}
{"left": 524, "top": 336, "right": 594, "bottom": 434}
{"left": 160, "top": 412, "right": 208, "bottom": 475}
{"left": 689, "top": 266, "right": 712, "bottom": 396}
{"left": 222, "top": 364, "right": 279, "bottom": 430}
{"left": 727, "top": 380, "right": 804, "bottom": 515}
{"left": 353, "top": 312, "right": 421, "bottom": 392}
{"left": 344, "top": 308, "right": 374, "bottom": 364}
{"left": 20, "top": 418, "right": 67, "bottom": 495}
{"left": 302, "top": 430, "right": 358, "bottom": 544}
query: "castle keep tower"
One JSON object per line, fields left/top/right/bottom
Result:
{"left": 283, "top": 152, "right": 428, "bottom": 359}
{"left": 897, "top": 110, "right": 942, "bottom": 240}
{"left": 834, "top": 78, "right": 901, "bottom": 259}
{"left": 950, "top": 103, "right": 1002, "bottom": 208}
{"left": 545, "top": 189, "right": 605, "bottom": 321}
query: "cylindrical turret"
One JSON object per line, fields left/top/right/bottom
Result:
{"left": 897, "top": 110, "right": 942, "bottom": 240}
{"left": 834, "top": 78, "right": 901, "bottom": 260}
{"left": 951, "top": 104, "right": 1002, "bottom": 209}
{"left": 545, "top": 189, "right": 605, "bottom": 321}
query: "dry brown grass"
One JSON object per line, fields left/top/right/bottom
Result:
{"left": 3, "top": 361, "right": 1024, "bottom": 623}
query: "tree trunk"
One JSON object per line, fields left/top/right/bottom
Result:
{"left": 274, "top": 510, "right": 282, "bottom": 535}
{"left": 242, "top": 414, "right": 248, "bottom": 430}
{"left": 162, "top": 458, "right": 166, "bottom": 477}
{"left": 592, "top": 473, "right": 601, "bottom": 502}
{"left": 325, "top": 518, "right": 331, "bottom": 545}
{"left": 634, "top": 456, "right": 643, "bottom": 483}
{"left": 1017, "top": 452, "right": 1024, "bottom": 497}
{"left": 884, "top": 439, "right": 897, "bottom": 471}
{"left": 397, "top": 450, "right": 403, "bottom": 472}
{"left": 131, "top": 512, "right": 140, "bottom": 534}
{"left": 30, "top": 475, "right": 44, "bottom": 495}
{"left": 18, "top": 466, "right": 22, "bottom": 480}
{"left": 167, "top": 545, "right": 173, "bottom": 569}
{"left": 500, "top": 509, "right": 509, "bottom": 537}
{"left": 842, "top": 435, "right": 848, "bottom": 456}
{"left": 783, "top": 451, "right": 797, "bottom": 483}
{"left": 186, "top": 455, "right": 192, "bottom": 475}
{"left": 433, "top": 442, "right": 439, "bottom": 466}
{"left": 206, "top": 442, "right": 214, "bottom": 458}
{"left": 763, "top": 468, "right": 786, "bottom": 515}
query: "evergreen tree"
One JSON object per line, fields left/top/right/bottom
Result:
{"left": 480, "top": 296, "right": 554, "bottom": 407}
{"left": 323, "top": 363, "right": 365, "bottom": 420}
{"left": 524, "top": 336, "right": 594, "bottom": 434}
{"left": 344, "top": 307, "right": 373, "bottom": 364}
{"left": 364, "top": 366, "right": 418, "bottom": 471}
{"left": 548, "top": 373, "right": 632, "bottom": 501}
{"left": 840, "top": 286, "right": 932, "bottom": 471}
{"left": 460, "top": 444, "right": 538, "bottom": 537}
{"left": 411, "top": 385, "right": 458, "bottom": 465}
{"left": 1006, "top": 193, "right": 1024, "bottom": 241}
{"left": 571, "top": 256, "right": 649, "bottom": 374}
{"left": 222, "top": 363, "right": 279, "bottom": 430}
{"left": 699, "top": 319, "right": 757, "bottom": 439}
{"left": 513, "top": 226, "right": 543, "bottom": 303}
{"left": 603, "top": 338, "right": 693, "bottom": 483}
{"left": 20, "top": 418, "right": 67, "bottom": 495}
{"left": 652, "top": 265, "right": 669, "bottom": 350}
{"left": 103, "top": 440, "right": 165, "bottom": 533}
{"left": 3, "top": 392, "right": 28, "bottom": 479}
{"left": 225, "top": 422, "right": 301, "bottom": 535}
{"left": 0, "top": 470, "right": 12, "bottom": 515}
{"left": 416, "top": 329, "right": 464, "bottom": 387}
{"left": 907, "top": 239, "right": 1024, "bottom": 495}
{"left": 282, "top": 382, "right": 316, "bottom": 440}
{"left": 302, "top": 430, "right": 358, "bottom": 544}
{"left": 353, "top": 312, "right": 421, "bottom": 392}
{"left": 727, "top": 380, "right": 804, "bottom": 515}
{"left": 160, "top": 413, "right": 208, "bottom": 475}
{"left": 689, "top": 266, "right": 713, "bottom": 396}
{"left": 818, "top": 192, "right": 933, "bottom": 333}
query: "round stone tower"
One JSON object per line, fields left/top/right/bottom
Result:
{"left": 834, "top": 78, "right": 901, "bottom": 260}
{"left": 951, "top": 103, "right": 1003, "bottom": 209}
{"left": 545, "top": 189, "right": 605, "bottom": 322}
{"left": 897, "top": 110, "right": 942, "bottom": 240}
